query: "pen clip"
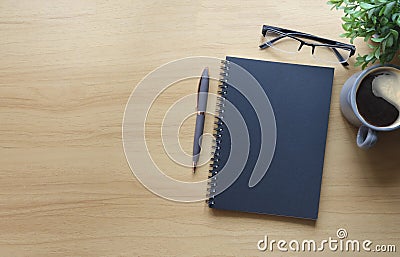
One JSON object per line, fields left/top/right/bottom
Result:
{"left": 196, "top": 67, "right": 209, "bottom": 112}
{"left": 196, "top": 75, "right": 202, "bottom": 112}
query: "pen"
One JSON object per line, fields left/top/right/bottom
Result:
{"left": 192, "top": 67, "right": 209, "bottom": 173}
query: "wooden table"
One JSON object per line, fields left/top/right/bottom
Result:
{"left": 1, "top": 1, "right": 399, "bottom": 256}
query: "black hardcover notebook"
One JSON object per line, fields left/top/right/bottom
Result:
{"left": 207, "top": 56, "right": 334, "bottom": 220}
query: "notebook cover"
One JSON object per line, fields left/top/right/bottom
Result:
{"left": 209, "top": 56, "right": 334, "bottom": 220}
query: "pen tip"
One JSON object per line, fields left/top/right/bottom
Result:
{"left": 192, "top": 162, "right": 197, "bottom": 173}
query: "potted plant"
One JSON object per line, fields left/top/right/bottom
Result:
{"left": 328, "top": 0, "right": 400, "bottom": 69}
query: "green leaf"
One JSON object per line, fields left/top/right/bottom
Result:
{"left": 387, "top": 52, "right": 395, "bottom": 62}
{"left": 340, "top": 32, "right": 351, "bottom": 38}
{"left": 366, "top": 53, "right": 374, "bottom": 61}
{"left": 384, "top": 2, "right": 395, "bottom": 16}
{"left": 386, "top": 35, "right": 394, "bottom": 47}
{"left": 379, "top": 6, "right": 385, "bottom": 16}
{"left": 342, "top": 23, "right": 351, "bottom": 31}
{"left": 364, "top": 33, "right": 373, "bottom": 42}
{"left": 341, "top": 16, "right": 352, "bottom": 22}
{"left": 355, "top": 56, "right": 364, "bottom": 66}
{"left": 359, "top": 2, "right": 375, "bottom": 10}
{"left": 327, "top": 0, "right": 342, "bottom": 4}
{"left": 344, "top": 7, "right": 356, "bottom": 14}
{"left": 356, "top": 54, "right": 366, "bottom": 61}
{"left": 382, "top": 39, "right": 387, "bottom": 53}
{"left": 391, "top": 29, "right": 399, "bottom": 42}
{"left": 353, "top": 10, "right": 363, "bottom": 18}
{"left": 368, "top": 8, "right": 375, "bottom": 18}
{"left": 381, "top": 17, "right": 389, "bottom": 25}
{"left": 371, "top": 36, "right": 385, "bottom": 42}
{"left": 374, "top": 46, "right": 381, "bottom": 59}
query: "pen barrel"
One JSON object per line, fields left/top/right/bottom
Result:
{"left": 197, "top": 91, "right": 209, "bottom": 113}
{"left": 192, "top": 113, "right": 205, "bottom": 162}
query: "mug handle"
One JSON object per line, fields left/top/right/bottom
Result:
{"left": 357, "top": 125, "right": 378, "bottom": 149}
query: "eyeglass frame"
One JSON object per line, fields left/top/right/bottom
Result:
{"left": 259, "top": 25, "right": 356, "bottom": 67}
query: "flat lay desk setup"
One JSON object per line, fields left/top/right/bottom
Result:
{"left": 1, "top": 1, "right": 400, "bottom": 256}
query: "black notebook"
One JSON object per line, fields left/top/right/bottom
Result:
{"left": 207, "top": 56, "right": 334, "bottom": 220}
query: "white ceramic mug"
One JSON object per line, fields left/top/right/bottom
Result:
{"left": 340, "top": 64, "right": 400, "bottom": 149}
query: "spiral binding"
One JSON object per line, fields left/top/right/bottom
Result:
{"left": 207, "top": 59, "right": 229, "bottom": 207}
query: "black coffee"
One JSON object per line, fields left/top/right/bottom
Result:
{"left": 356, "top": 73, "right": 399, "bottom": 127}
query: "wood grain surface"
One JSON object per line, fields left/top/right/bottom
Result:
{"left": 1, "top": 1, "right": 399, "bottom": 256}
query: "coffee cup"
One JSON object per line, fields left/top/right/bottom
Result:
{"left": 340, "top": 64, "right": 400, "bottom": 149}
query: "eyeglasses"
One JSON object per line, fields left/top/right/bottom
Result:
{"left": 259, "top": 25, "right": 356, "bottom": 67}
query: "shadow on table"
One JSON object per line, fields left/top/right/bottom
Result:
{"left": 365, "top": 130, "right": 400, "bottom": 181}
{"left": 210, "top": 208, "right": 316, "bottom": 226}
{"left": 348, "top": 124, "right": 400, "bottom": 185}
